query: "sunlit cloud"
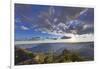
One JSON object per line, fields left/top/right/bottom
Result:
{"left": 20, "top": 26, "right": 29, "bottom": 30}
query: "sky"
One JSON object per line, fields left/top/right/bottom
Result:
{"left": 15, "top": 4, "right": 94, "bottom": 40}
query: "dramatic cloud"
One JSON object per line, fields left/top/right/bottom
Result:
{"left": 15, "top": 4, "right": 94, "bottom": 40}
